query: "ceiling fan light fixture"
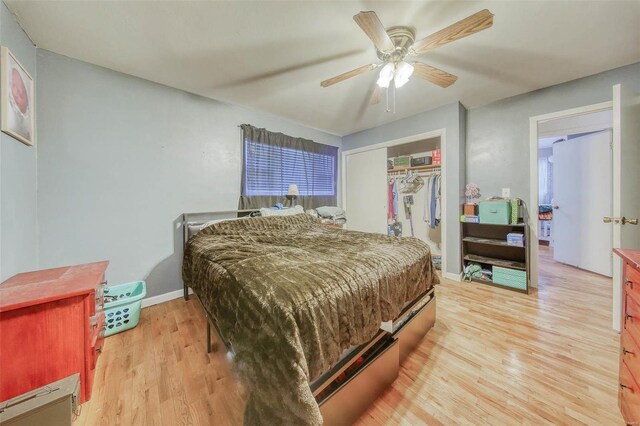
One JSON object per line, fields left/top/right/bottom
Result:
{"left": 376, "top": 63, "right": 394, "bottom": 88}
{"left": 394, "top": 61, "right": 414, "bottom": 88}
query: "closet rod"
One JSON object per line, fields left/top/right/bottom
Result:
{"left": 388, "top": 169, "right": 441, "bottom": 176}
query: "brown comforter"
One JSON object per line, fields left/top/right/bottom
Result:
{"left": 182, "top": 214, "right": 438, "bottom": 425}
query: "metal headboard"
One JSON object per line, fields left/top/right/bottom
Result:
{"left": 182, "top": 209, "right": 259, "bottom": 296}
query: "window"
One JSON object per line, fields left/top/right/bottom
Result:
{"left": 239, "top": 124, "right": 338, "bottom": 209}
{"left": 244, "top": 139, "right": 337, "bottom": 197}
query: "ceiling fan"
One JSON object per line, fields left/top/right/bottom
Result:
{"left": 321, "top": 9, "right": 494, "bottom": 103}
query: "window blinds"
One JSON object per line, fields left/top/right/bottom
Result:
{"left": 244, "top": 140, "right": 337, "bottom": 197}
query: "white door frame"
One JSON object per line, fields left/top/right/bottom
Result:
{"left": 528, "top": 101, "right": 614, "bottom": 321}
{"left": 341, "top": 128, "right": 448, "bottom": 277}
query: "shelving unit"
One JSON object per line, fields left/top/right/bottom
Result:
{"left": 461, "top": 220, "right": 530, "bottom": 293}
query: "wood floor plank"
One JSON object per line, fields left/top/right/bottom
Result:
{"left": 75, "top": 246, "right": 623, "bottom": 425}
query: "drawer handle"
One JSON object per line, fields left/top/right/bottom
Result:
{"left": 623, "top": 347, "right": 635, "bottom": 355}
{"left": 626, "top": 279, "right": 634, "bottom": 289}
{"left": 620, "top": 383, "right": 633, "bottom": 392}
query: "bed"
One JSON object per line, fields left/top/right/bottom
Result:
{"left": 182, "top": 211, "right": 439, "bottom": 425}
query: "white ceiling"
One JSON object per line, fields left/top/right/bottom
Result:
{"left": 7, "top": 1, "right": 640, "bottom": 136}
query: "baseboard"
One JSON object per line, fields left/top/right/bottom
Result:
{"left": 141, "top": 287, "right": 193, "bottom": 309}
{"left": 443, "top": 272, "right": 462, "bottom": 282}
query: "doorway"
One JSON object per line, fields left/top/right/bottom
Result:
{"left": 536, "top": 111, "right": 613, "bottom": 278}
{"left": 530, "top": 84, "right": 640, "bottom": 332}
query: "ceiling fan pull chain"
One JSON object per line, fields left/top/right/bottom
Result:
{"left": 393, "top": 83, "right": 396, "bottom": 114}
{"left": 385, "top": 86, "right": 390, "bottom": 113}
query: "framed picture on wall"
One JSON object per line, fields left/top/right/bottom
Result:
{"left": 1, "top": 46, "right": 34, "bottom": 146}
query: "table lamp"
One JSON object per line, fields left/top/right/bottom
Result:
{"left": 286, "top": 184, "right": 299, "bottom": 207}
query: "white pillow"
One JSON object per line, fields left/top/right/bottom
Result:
{"left": 259, "top": 205, "right": 305, "bottom": 217}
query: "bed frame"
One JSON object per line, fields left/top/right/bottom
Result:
{"left": 182, "top": 209, "right": 259, "bottom": 353}
{"left": 181, "top": 210, "right": 437, "bottom": 425}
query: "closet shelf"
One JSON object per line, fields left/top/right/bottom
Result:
{"left": 388, "top": 165, "right": 441, "bottom": 173}
{"left": 463, "top": 254, "right": 526, "bottom": 271}
{"left": 463, "top": 237, "right": 524, "bottom": 248}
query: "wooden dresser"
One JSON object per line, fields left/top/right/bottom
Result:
{"left": 614, "top": 249, "right": 640, "bottom": 424}
{"left": 0, "top": 261, "right": 108, "bottom": 404}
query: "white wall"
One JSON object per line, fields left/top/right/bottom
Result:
{"left": 35, "top": 49, "right": 341, "bottom": 297}
{"left": 466, "top": 62, "right": 640, "bottom": 204}
{"left": 0, "top": 2, "right": 37, "bottom": 281}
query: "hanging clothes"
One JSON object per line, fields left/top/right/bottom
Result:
{"left": 388, "top": 180, "right": 394, "bottom": 220}
{"left": 423, "top": 173, "right": 441, "bottom": 229}
{"left": 392, "top": 179, "right": 399, "bottom": 218}
{"left": 434, "top": 174, "right": 441, "bottom": 227}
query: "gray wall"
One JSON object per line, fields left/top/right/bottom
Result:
{"left": 467, "top": 62, "right": 640, "bottom": 204}
{"left": 36, "top": 49, "right": 340, "bottom": 297}
{"left": 342, "top": 102, "right": 466, "bottom": 276}
{"left": 0, "top": 2, "right": 37, "bottom": 281}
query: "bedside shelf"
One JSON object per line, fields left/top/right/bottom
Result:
{"left": 463, "top": 222, "right": 526, "bottom": 228}
{"left": 461, "top": 214, "right": 530, "bottom": 293}
{"left": 463, "top": 254, "right": 526, "bottom": 271}
{"left": 463, "top": 236, "right": 524, "bottom": 248}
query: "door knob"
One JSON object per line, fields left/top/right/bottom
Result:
{"left": 621, "top": 217, "right": 639, "bottom": 225}
{"left": 603, "top": 217, "right": 612, "bottom": 223}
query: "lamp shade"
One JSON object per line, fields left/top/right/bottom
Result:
{"left": 376, "top": 63, "right": 394, "bottom": 88}
{"left": 394, "top": 61, "right": 414, "bottom": 88}
{"left": 287, "top": 184, "right": 299, "bottom": 196}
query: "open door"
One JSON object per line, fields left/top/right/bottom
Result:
{"left": 552, "top": 131, "right": 613, "bottom": 276}
{"left": 611, "top": 84, "right": 640, "bottom": 331}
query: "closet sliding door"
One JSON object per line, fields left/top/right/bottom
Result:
{"left": 345, "top": 148, "right": 387, "bottom": 234}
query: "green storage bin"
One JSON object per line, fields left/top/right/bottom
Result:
{"left": 393, "top": 155, "right": 412, "bottom": 167}
{"left": 492, "top": 266, "right": 527, "bottom": 290}
{"left": 479, "top": 200, "right": 511, "bottom": 224}
{"left": 103, "top": 281, "right": 146, "bottom": 336}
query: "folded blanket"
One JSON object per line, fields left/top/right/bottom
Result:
{"left": 182, "top": 214, "right": 438, "bottom": 425}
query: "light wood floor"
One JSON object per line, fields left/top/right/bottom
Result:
{"left": 76, "top": 249, "right": 623, "bottom": 425}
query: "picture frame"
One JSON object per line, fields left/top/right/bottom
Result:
{"left": 1, "top": 46, "right": 34, "bottom": 146}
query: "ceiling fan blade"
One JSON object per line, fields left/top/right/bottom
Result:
{"left": 412, "top": 62, "right": 458, "bottom": 88}
{"left": 353, "top": 11, "right": 395, "bottom": 53}
{"left": 411, "top": 9, "right": 493, "bottom": 55}
{"left": 369, "top": 85, "right": 382, "bottom": 105}
{"left": 320, "top": 64, "right": 377, "bottom": 87}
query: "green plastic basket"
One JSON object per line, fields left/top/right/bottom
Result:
{"left": 103, "top": 281, "right": 146, "bottom": 337}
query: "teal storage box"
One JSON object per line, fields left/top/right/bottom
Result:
{"left": 492, "top": 266, "right": 527, "bottom": 290}
{"left": 479, "top": 200, "right": 511, "bottom": 224}
{"left": 103, "top": 281, "right": 146, "bottom": 336}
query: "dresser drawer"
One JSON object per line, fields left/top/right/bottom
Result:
{"left": 622, "top": 330, "right": 640, "bottom": 380}
{"left": 620, "top": 360, "right": 640, "bottom": 423}
{"left": 626, "top": 263, "right": 640, "bottom": 302}
{"left": 624, "top": 293, "right": 640, "bottom": 343}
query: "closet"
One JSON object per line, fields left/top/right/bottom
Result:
{"left": 345, "top": 137, "right": 443, "bottom": 266}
